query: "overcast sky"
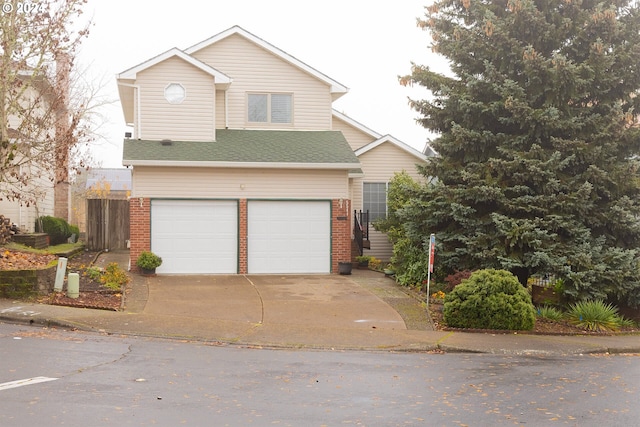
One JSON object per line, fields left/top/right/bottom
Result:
{"left": 78, "top": 0, "right": 445, "bottom": 168}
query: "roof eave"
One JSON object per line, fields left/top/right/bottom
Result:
{"left": 122, "top": 160, "right": 361, "bottom": 169}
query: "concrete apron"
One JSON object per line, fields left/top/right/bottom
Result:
{"left": 142, "top": 274, "right": 407, "bottom": 342}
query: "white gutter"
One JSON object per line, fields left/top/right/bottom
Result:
{"left": 122, "top": 160, "right": 362, "bottom": 170}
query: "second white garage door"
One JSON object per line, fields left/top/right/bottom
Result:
{"left": 151, "top": 200, "right": 238, "bottom": 274}
{"left": 248, "top": 200, "right": 331, "bottom": 274}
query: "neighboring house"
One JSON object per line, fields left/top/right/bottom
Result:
{"left": 0, "top": 163, "right": 54, "bottom": 233}
{"left": 116, "top": 25, "right": 434, "bottom": 274}
{"left": 0, "top": 73, "right": 57, "bottom": 233}
{"left": 71, "top": 168, "right": 132, "bottom": 234}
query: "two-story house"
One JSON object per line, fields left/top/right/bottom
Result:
{"left": 117, "top": 26, "right": 433, "bottom": 275}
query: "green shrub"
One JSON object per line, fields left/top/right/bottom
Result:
{"left": 136, "top": 251, "right": 162, "bottom": 270}
{"left": 35, "top": 216, "right": 72, "bottom": 245}
{"left": 536, "top": 305, "right": 564, "bottom": 321}
{"left": 565, "top": 300, "right": 629, "bottom": 332}
{"left": 443, "top": 269, "right": 536, "bottom": 330}
{"left": 69, "top": 224, "right": 79, "bottom": 240}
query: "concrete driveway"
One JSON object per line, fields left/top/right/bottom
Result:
{"left": 142, "top": 274, "right": 407, "bottom": 339}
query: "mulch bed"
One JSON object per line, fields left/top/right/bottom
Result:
{"left": 39, "top": 250, "right": 123, "bottom": 311}
{"left": 427, "top": 301, "right": 640, "bottom": 335}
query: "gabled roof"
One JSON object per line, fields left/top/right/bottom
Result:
{"left": 116, "top": 47, "right": 232, "bottom": 84}
{"left": 123, "top": 129, "right": 360, "bottom": 169}
{"left": 334, "top": 109, "right": 436, "bottom": 161}
{"left": 116, "top": 48, "right": 232, "bottom": 125}
{"left": 186, "top": 26, "right": 348, "bottom": 99}
{"left": 354, "top": 134, "right": 432, "bottom": 161}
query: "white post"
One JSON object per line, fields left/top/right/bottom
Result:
{"left": 67, "top": 273, "right": 79, "bottom": 298}
{"left": 53, "top": 258, "right": 67, "bottom": 292}
{"left": 426, "top": 234, "right": 435, "bottom": 310}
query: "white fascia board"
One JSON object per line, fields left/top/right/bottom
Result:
{"left": 117, "top": 48, "right": 232, "bottom": 87}
{"left": 185, "top": 26, "right": 348, "bottom": 96}
{"left": 355, "top": 134, "right": 429, "bottom": 161}
{"left": 332, "top": 110, "right": 382, "bottom": 139}
{"left": 122, "top": 160, "right": 362, "bottom": 169}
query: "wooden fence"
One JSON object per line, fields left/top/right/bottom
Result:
{"left": 86, "top": 199, "right": 130, "bottom": 251}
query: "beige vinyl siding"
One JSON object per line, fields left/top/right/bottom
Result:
{"left": 215, "top": 89, "right": 226, "bottom": 128}
{"left": 132, "top": 166, "right": 349, "bottom": 199}
{"left": 191, "top": 34, "right": 333, "bottom": 130}
{"left": 352, "top": 142, "right": 426, "bottom": 261}
{"left": 136, "top": 57, "right": 216, "bottom": 141}
{"left": 0, "top": 166, "right": 54, "bottom": 232}
{"left": 332, "top": 115, "right": 376, "bottom": 150}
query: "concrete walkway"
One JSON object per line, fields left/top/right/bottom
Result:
{"left": 1, "top": 250, "right": 639, "bottom": 355}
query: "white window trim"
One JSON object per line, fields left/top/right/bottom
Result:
{"left": 246, "top": 92, "right": 293, "bottom": 125}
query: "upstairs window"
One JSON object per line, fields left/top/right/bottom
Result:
{"left": 248, "top": 93, "right": 292, "bottom": 124}
{"left": 363, "top": 182, "right": 387, "bottom": 221}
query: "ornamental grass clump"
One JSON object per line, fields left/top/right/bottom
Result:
{"left": 536, "top": 305, "right": 564, "bottom": 321}
{"left": 443, "top": 269, "right": 536, "bottom": 330}
{"left": 565, "top": 300, "right": 629, "bottom": 332}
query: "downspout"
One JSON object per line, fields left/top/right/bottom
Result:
{"left": 118, "top": 82, "right": 141, "bottom": 138}
{"left": 225, "top": 89, "right": 229, "bottom": 129}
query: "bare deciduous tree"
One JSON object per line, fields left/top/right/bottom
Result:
{"left": 0, "top": 0, "right": 91, "bottom": 217}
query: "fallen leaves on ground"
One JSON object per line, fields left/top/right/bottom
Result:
{"left": 0, "top": 248, "right": 56, "bottom": 270}
{"left": 1, "top": 247, "right": 123, "bottom": 311}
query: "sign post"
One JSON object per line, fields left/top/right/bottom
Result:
{"left": 426, "top": 234, "right": 435, "bottom": 310}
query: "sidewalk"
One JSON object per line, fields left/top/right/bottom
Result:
{"left": 1, "top": 250, "right": 639, "bottom": 355}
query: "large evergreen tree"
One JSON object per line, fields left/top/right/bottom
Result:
{"left": 401, "top": 0, "right": 640, "bottom": 306}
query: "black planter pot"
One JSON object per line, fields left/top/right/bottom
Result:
{"left": 338, "top": 262, "right": 353, "bottom": 275}
{"left": 140, "top": 267, "right": 156, "bottom": 276}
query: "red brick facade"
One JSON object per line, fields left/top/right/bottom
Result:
{"left": 129, "top": 197, "right": 151, "bottom": 273}
{"left": 331, "top": 199, "right": 353, "bottom": 272}
{"left": 238, "top": 199, "right": 248, "bottom": 274}
{"left": 129, "top": 198, "right": 352, "bottom": 274}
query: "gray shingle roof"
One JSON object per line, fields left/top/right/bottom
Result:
{"left": 123, "top": 129, "right": 360, "bottom": 168}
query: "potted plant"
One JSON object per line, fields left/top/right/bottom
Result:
{"left": 338, "top": 261, "right": 353, "bottom": 275}
{"left": 136, "top": 251, "right": 162, "bottom": 276}
{"left": 355, "top": 255, "right": 371, "bottom": 269}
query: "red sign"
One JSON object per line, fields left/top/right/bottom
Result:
{"left": 428, "top": 234, "right": 435, "bottom": 273}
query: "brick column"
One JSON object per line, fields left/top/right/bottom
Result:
{"left": 331, "top": 198, "right": 352, "bottom": 273}
{"left": 238, "top": 199, "right": 247, "bottom": 274}
{"left": 129, "top": 197, "right": 151, "bottom": 272}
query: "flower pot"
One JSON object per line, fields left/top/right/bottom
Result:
{"left": 140, "top": 267, "right": 156, "bottom": 277}
{"left": 338, "top": 262, "right": 352, "bottom": 275}
{"left": 357, "top": 261, "right": 369, "bottom": 269}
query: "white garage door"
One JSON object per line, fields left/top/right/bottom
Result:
{"left": 248, "top": 200, "right": 331, "bottom": 274}
{"left": 151, "top": 200, "right": 237, "bottom": 274}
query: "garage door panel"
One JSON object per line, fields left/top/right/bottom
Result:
{"left": 248, "top": 201, "right": 330, "bottom": 274}
{"left": 151, "top": 200, "right": 237, "bottom": 274}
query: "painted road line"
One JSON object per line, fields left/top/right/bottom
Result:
{"left": 0, "top": 377, "right": 58, "bottom": 391}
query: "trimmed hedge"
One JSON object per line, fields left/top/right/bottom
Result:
{"left": 35, "top": 216, "right": 74, "bottom": 245}
{"left": 443, "top": 269, "right": 536, "bottom": 330}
